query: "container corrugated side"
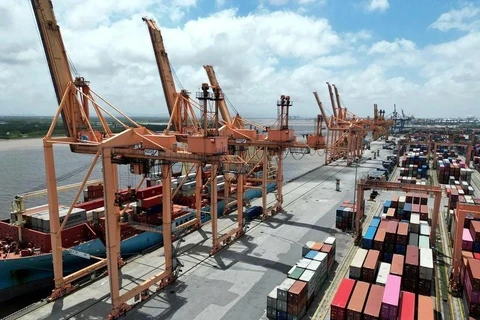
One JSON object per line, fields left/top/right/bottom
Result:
{"left": 349, "top": 248, "right": 368, "bottom": 280}
{"left": 381, "top": 274, "right": 401, "bottom": 320}
{"left": 267, "top": 286, "right": 278, "bottom": 310}
{"left": 330, "top": 278, "right": 356, "bottom": 320}
{"left": 346, "top": 280, "right": 370, "bottom": 320}
{"left": 362, "top": 249, "right": 380, "bottom": 283}
{"left": 419, "top": 248, "right": 434, "bottom": 280}
{"left": 364, "top": 284, "right": 385, "bottom": 320}
{"left": 409, "top": 213, "right": 420, "bottom": 233}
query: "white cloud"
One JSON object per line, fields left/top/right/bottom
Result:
{"left": 365, "top": 0, "right": 389, "bottom": 13}
{"left": 0, "top": 1, "right": 479, "bottom": 120}
{"left": 429, "top": 4, "right": 480, "bottom": 32}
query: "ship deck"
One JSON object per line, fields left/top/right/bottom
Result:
{"left": 10, "top": 143, "right": 390, "bottom": 320}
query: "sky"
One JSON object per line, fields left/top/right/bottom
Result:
{"left": 0, "top": 0, "right": 479, "bottom": 119}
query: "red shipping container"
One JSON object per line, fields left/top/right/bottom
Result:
{"left": 474, "top": 253, "right": 480, "bottom": 260}
{"left": 288, "top": 280, "right": 307, "bottom": 303}
{"left": 138, "top": 195, "right": 162, "bottom": 208}
{"left": 390, "top": 254, "right": 404, "bottom": 277}
{"left": 74, "top": 198, "right": 104, "bottom": 211}
{"left": 417, "top": 295, "right": 434, "bottom": 320}
{"left": 385, "top": 220, "right": 398, "bottom": 243}
{"left": 467, "top": 258, "right": 480, "bottom": 292}
{"left": 364, "top": 284, "right": 385, "bottom": 320}
{"left": 398, "top": 291, "right": 415, "bottom": 320}
{"left": 331, "top": 278, "right": 356, "bottom": 320}
{"left": 136, "top": 185, "right": 163, "bottom": 200}
{"left": 346, "top": 281, "right": 370, "bottom": 320}
{"left": 287, "top": 295, "right": 307, "bottom": 315}
{"left": 362, "top": 250, "right": 380, "bottom": 283}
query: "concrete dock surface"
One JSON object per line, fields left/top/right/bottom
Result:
{"left": 11, "top": 143, "right": 392, "bottom": 320}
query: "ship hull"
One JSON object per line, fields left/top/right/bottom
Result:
{"left": 0, "top": 183, "right": 276, "bottom": 303}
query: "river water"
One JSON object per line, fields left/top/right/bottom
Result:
{"left": 0, "top": 120, "right": 324, "bottom": 220}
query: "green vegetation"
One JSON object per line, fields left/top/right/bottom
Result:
{"left": 0, "top": 116, "right": 169, "bottom": 140}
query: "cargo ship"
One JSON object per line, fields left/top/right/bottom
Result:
{"left": 0, "top": 165, "right": 276, "bottom": 304}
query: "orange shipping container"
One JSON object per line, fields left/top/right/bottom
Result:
{"left": 346, "top": 281, "right": 370, "bottom": 320}
{"left": 417, "top": 295, "right": 434, "bottom": 320}
{"left": 390, "top": 254, "right": 404, "bottom": 277}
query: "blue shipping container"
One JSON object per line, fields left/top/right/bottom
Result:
{"left": 362, "top": 226, "right": 377, "bottom": 249}
{"left": 305, "top": 250, "right": 318, "bottom": 260}
{"left": 396, "top": 244, "right": 406, "bottom": 255}
{"left": 370, "top": 217, "right": 381, "bottom": 229}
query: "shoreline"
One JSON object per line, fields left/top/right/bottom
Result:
{"left": 0, "top": 138, "right": 45, "bottom": 151}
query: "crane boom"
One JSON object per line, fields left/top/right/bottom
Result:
{"left": 313, "top": 92, "right": 330, "bottom": 129}
{"left": 142, "top": 17, "right": 179, "bottom": 131}
{"left": 32, "top": 0, "right": 92, "bottom": 141}
{"left": 203, "top": 65, "right": 232, "bottom": 125}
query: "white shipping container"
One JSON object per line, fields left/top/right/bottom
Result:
{"left": 349, "top": 248, "right": 368, "bottom": 280}
{"left": 376, "top": 262, "right": 391, "bottom": 286}
{"left": 306, "top": 260, "right": 321, "bottom": 273}
{"left": 297, "top": 258, "right": 312, "bottom": 269}
{"left": 277, "top": 278, "right": 296, "bottom": 301}
{"left": 267, "top": 286, "right": 278, "bottom": 309}
{"left": 420, "top": 224, "right": 431, "bottom": 236}
{"left": 325, "top": 236, "right": 336, "bottom": 248}
{"left": 313, "top": 251, "right": 328, "bottom": 265}
{"left": 302, "top": 241, "right": 316, "bottom": 256}
{"left": 410, "top": 213, "right": 420, "bottom": 233}
{"left": 419, "top": 248, "right": 434, "bottom": 280}
{"left": 299, "top": 270, "right": 316, "bottom": 297}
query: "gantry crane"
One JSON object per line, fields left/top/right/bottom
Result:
{"left": 305, "top": 91, "right": 327, "bottom": 151}
{"left": 32, "top": 2, "right": 246, "bottom": 319}
{"left": 354, "top": 179, "right": 442, "bottom": 244}
{"left": 142, "top": 19, "right": 310, "bottom": 247}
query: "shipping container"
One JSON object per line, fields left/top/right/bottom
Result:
{"left": 302, "top": 241, "right": 316, "bottom": 256}
{"left": 390, "top": 254, "right": 404, "bottom": 277}
{"left": 330, "top": 278, "right": 356, "bottom": 320}
{"left": 417, "top": 295, "right": 434, "bottom": 320}
{"left": 373, "top": 228, "right": 386, "bottom": 252}
{"left": 378, "top": 220, "right": 389, "bottom": 230}
{"left": 288, "top": 267, "right": 305, "bottom": 280}
{"left": 418, "top": 235, "right": 430, "bottom": 249}
{"left": 305, "top": 250, "right": 319, "bottom": 260}
{"left": 404, "top": 245, "right": 419, "bottom": 292}
{"left": 370, "top": 217, "right": 381, "bottom": 229}
{"left": 381, "top": 274, "right": 401, "bottom": 320}
{"left": 313, "top": 251, "right": 328, "bottom": 265}
{"left": 409, "top": 213, "right": 420, "bottom": 233}
{"left": 467, "top": 258, "right": 480, "bottom": 292}
{"left": 267, "top": 286, "right": 278, "bottom": 318}
{"left": 419, "top": 248, "right": 434, "bottom": 281}
{"left": 470, "top": 220, "right": 480, "bottom": 243}
{"left": 463, "top": 228, "right": 474, "bottom": 251}
{"left": 312, "top": 242, "right": 323, "bottom": 251}
{"left": 346, "top": 281, "right": 370, "bottom": 320}
{"left": 396, "top": 222, "right": 409, "bottom": 246}
{"left": 376, "top": 262, "right": 390, "bottom": 286}
{"left": 299, "top": 269, "right": 316, "bottom": 299}
{"left": 397, "top": 291, "right": 415, "bottom": 320}
{"left": 277, "top": 278, "right": 296, "bottom": 302}
{"left": 287, "top": 280, "right": 307, "bottom": 304}
{"left": 297, "top": 258, "right": 312, "bottom": 269}
{"left": 363, "top": 284, "right": 385, "bottom": 320}
{"left": 408, "top": 232, "right": 418, "bottom": 247}
{"left": 362, "top": 226, "right": 377, "bottom": 249}
{"left": 350, "top": 248, "right": 368, "bottom": 280}
{"left": 362, "top": 249, "right": 380, "bottom": 283}
{"left": 420, "top": 224, "right": 431, "bottom": 237}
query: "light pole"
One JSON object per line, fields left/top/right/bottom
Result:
{"left": 352, "top": 157, "right": 359, "bottom": 231}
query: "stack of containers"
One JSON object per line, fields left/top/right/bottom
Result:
{"left": 417, "top": 295, "right": 435, "bottom": 320}
{"left": 335, "top": 200, "right": 356, "bottom": 230}
{"left": 403, "top": 245, "right": 419, "bottom": 293}
{"left": 363, "top": 284, "right": 385, "bottom": 320}
{"left": 381, "top": 274, "right": 401, "bottom": 319}
{"left": 471, "top": 221, "right": 480, "bottom": 253}
{"left": 362, "top": 250, "right": 380, "bottom": 283}
{"left": 362, "top": 218, "right": 380, "bottom": 249}
{"left": 350, "top": 248, "right": 368, "bottom": 280}
{"left": 384, "top": 221, "right": 398, "bottom": 263}
{"left": 267, "top": 236, "right": 336, "bottom": 319}
{"left": 419, "top": 248, "right": 434, "bottom": 296}
{"left": 286, "top": 281, "right": 307, "bottom": 319}
{"left": 396, "top": 222, "right": 409, "bottom": 255}
{"left": 390, "top": 254, "right": 404, "bottom": 278}
{"left": 376, "top": 262, "right": 391, "bottom": 286}
{"left": 464, "top": 258, "right": 480, "bottom": 317}
{"left": 275, "top": 278, "right": 296, "bottom": 318}
{"left": 330, "top": 278, "right": 356, "bottom": 320}
{"left": 397, "top": 291, "right": 415, "bottom": 320}
{"left": 346, "top": 281, "right": 370, "bottom": 319}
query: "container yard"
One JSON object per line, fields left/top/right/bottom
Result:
{"left": 2, "top": 1, "right": 480, "bottom": 320}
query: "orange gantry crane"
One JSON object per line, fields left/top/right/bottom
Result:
{"left": 312, "top": 83, "right": 372, "bottom": 166}
{"left": 32, "top": 1, "right": 244, "bottom": 319}
{"left": 372, "top": 104, "right": 393, "bottom": 140}
{"left": 142, "top": 18, "right": 310, "bottom": 237}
